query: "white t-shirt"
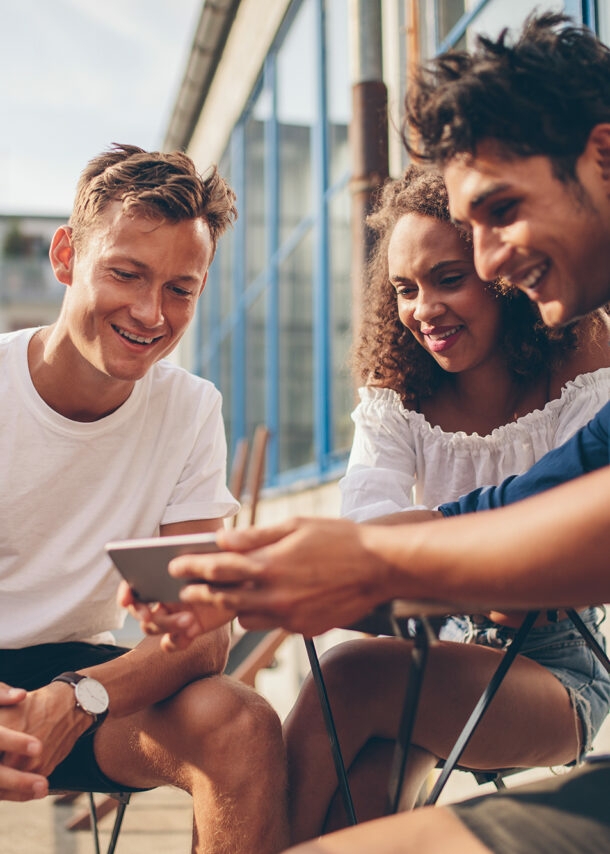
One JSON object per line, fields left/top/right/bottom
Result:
{"left": 0, "top": 327, "right": 239, "bottom": 648}
{"left": 340, "top": 369, "right": 610, "bottom": 521}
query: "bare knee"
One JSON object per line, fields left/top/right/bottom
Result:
{"left": 318, "top": 639, "right": 383, "bottom": 700}
{"left": 177, "top": 676, "right": 286, "bottom": 781}
{"left": 315, "top": 637, "right": 409, "bottom": 721}
{"left": 285, "top": 639, "right": 377, "bottom": 743}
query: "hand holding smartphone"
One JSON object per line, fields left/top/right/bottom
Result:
{"left": 106, "top": 532, "right": 221, "bottom": 603}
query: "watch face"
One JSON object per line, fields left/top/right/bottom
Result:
{"left": 74, "top": 678, "right": 109, "bottom": 715}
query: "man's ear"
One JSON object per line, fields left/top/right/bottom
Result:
{"left": 49, "top": 226, "right": 74, "bottom": 285}
{"left": 585, "top": 123, "right": 610, "bottom": 186}
{"left": 198, "top": 269, "right": 209, "bottom": 296}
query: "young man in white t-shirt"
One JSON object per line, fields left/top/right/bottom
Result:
{"left": 0, "top": 144, "right": 288, "bottom": 853}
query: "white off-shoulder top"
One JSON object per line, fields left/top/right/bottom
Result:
{"left": 340, "top": 368, "right": 610, "bottom": 522}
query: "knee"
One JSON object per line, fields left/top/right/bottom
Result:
{"left": 180, "top": 677, "right": 285, "bottom": 775}
{"left": 285, "top": 640, "right": 377, "bottom": 747}
{"left": 318, "top": 638, "right": 376, "bottom": 700}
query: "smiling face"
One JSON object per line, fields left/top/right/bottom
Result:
{"left": 51, "top": 201, "right": 213, "bottom": 388}
{"left": 444, "top": 132, "right": 610, "bottom": 326}
{"left": 388, "top": 212, "right": 503, "bottom": 375}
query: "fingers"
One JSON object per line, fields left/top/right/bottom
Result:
{"left": 180, "top": 582, "right": 238, "bottom": 608}
{"left": 144, "top": 602, "right": 235, "bottom": 652}
{"left": 117, "top": 580, "right": 138, "bottom": 608}
{"left": 179, "top": 583, "right": 285, "bottom": 626}
{"left": 168, "top": 518, "right": 308, "bottom": 585}
{"left": 216, "top": 519, "right": 302, "bottom": 551}
{"left": 236, "top": 613, "right": 285, "bottom": 631}
{"left": 124, "top": 598, "right": 190, "bottom": 638}
{"left": 0, "top": 765, "right": 48, "bottom": 801}
{"left": 160, "top": 631, "right": 194, "bottom": 653}
{"left": 169, "top": 550, "right": 261, "bottom": 585}
{"left": 0, "top": 685, "right": 26, "bottom": 705}
{"left": 0, "top": 726, "right": 41, "bottom": 759}
{"left": 0, "top": 726, "right": 47, "bottom": 801}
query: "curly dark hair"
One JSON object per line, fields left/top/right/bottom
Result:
{"left": 403, "top": 12, "right": 610, "bottom": 181}
{"left": 352, "top": 164, "right": 601, "bottom": 405}
{"left": 70, "top": 143, "right": 237, "bottom": 257}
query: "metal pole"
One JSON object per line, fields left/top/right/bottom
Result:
{"left": 304, "top": 637, "right": 358, "bottom": 825}
{"left": 348, "top": 0, "right": 389, "bottom": 342}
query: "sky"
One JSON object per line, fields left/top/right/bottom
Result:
{"left": 0, "top": 0, "right": 202, "bottom": 216}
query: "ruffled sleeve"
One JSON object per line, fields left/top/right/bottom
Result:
{"left": 552, "top": 368, "right": 610, "bottom": 447}
{"left": 340, "top": 387, "right": 419, "bottom": 521}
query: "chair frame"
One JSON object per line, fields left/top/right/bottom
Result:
{"left": 305, "top": 605, "right": 610, "bottom": 824}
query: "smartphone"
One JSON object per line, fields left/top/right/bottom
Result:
{"left": 106, "top": 532, "right": 221, "bottom": 603}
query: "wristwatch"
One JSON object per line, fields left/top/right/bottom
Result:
{"left": 51, "top": 671, "right": 109, "bottom": 732}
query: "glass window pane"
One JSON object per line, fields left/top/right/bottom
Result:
{"left": 326, "top": 0, "right": 350, "bottom": 184}
{"left": 600, "top": 2, "right": 610, "bottom": 45}
{"left": 277, "top": 0, "right": 316, "bottom": 240}
{"left": 329, "top": 187, "right": 353, "bottom": 453}
{"left": 208, "top": 150, "right": 233, "bottom": 323}
{"left": 245, "top": 88, "right": 269, "bottom": 283}
{"left": 438, "top": 0, "right": 466, "bottom": 45}
{"left": 465, "top": 0, "right": 563, "bottom": 46}
{"left": 246, "top": 289, "right": 267, "bottom": 438}
{"left": 221, "top": 332, "right": 233, "bottom": 453}
{"left": 279, "top": 230, "right": 314, "bottom": 471}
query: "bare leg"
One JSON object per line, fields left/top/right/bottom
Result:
{"left": 323, "top": 740, "right": 437, "bottom": 832}
{"left": 96, "top": 675, "right": 289, "bottom": 854}
{"left": 285, "top": 636, "right": 580, "bottom": 843}
{"left": 284, "top": 807, "right": 491, "bottom": 854}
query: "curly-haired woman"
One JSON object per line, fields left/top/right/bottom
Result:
{"left": 284, "top": 165, "right": 610, "bottom": 844}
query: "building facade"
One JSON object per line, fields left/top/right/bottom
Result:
{"left": 165, "top": 0, "right": 609, "bottom": 521}
{"left": 0, "top": 214, "right": 66, "bottom": 333}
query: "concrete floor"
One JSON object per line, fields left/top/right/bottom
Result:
{"left": 0, "top": 786, "right": 192, "bottom": 854}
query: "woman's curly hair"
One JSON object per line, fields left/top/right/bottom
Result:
{"left": 352, "top": 164, "right": 604, "bottom": 405}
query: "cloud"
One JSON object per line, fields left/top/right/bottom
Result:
{"left": 0, "top": 0, "right": 201, "bottom": 213}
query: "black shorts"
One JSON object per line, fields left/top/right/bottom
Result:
{"left": 451, "top": 759, "right": 610, "bottom": 854}
{"left": 1, "top": 642, "right": 150, "bottom": 793}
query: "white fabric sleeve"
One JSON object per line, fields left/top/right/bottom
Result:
{"left": 552, "top": 369, "right": 610, "bottom": 447}
{"left": 161, "top": 388, "right": 239, "bottom": 525}
{"left": 339, "top": 388, "right": 418, "bottom": 522}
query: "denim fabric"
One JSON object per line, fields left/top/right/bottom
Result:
{"left": 440, "top": 607, "right": 610, "bottom": 753}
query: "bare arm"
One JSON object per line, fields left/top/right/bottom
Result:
{"left": 1, "top": 518, "right": 233, "bottom": 784}
{"left": 368, "top": 466, "right": 609, "bottom": 609}
{"left": 170, "top": 467, "right": 609, "bottom": 636}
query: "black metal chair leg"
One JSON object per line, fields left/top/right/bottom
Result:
{"left": 424, "top": 610, "right": 540, "bottom": 806}
{"left": 303, "top": 637, "right": 358, "bottom": 825}
{"left": 106, "top": 797, "right": 129, "bottom": 854}
{"left": 86, "top": 791, "right": 130, "bottom": 854}
{"left": 88, "top": 792, "right": 101, "bottom": 854}
{"left": 387, "top": 616, "right": 434, "bottom": 814}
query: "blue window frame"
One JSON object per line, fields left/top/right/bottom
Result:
{"left": 433, "top": 0, "right": 595, "bottom": 54}
{"left": 196, "top": 0, "right": 604, "bottom": 491}
{"left": 196, "top": 0, "right": 351, "bottom": 488}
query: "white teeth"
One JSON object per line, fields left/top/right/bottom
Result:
{"left": 116, "top": 327, "right": 156, "bottom": 345}
{"left": 513, "top": 262, "right": 548, "bottom": 291}
{"left": 426, "top": 326, "right": 461, "bottom": 341}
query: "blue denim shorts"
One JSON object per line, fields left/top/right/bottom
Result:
{"left": 440, "top": 607, "right": 610, "bottom": 754}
